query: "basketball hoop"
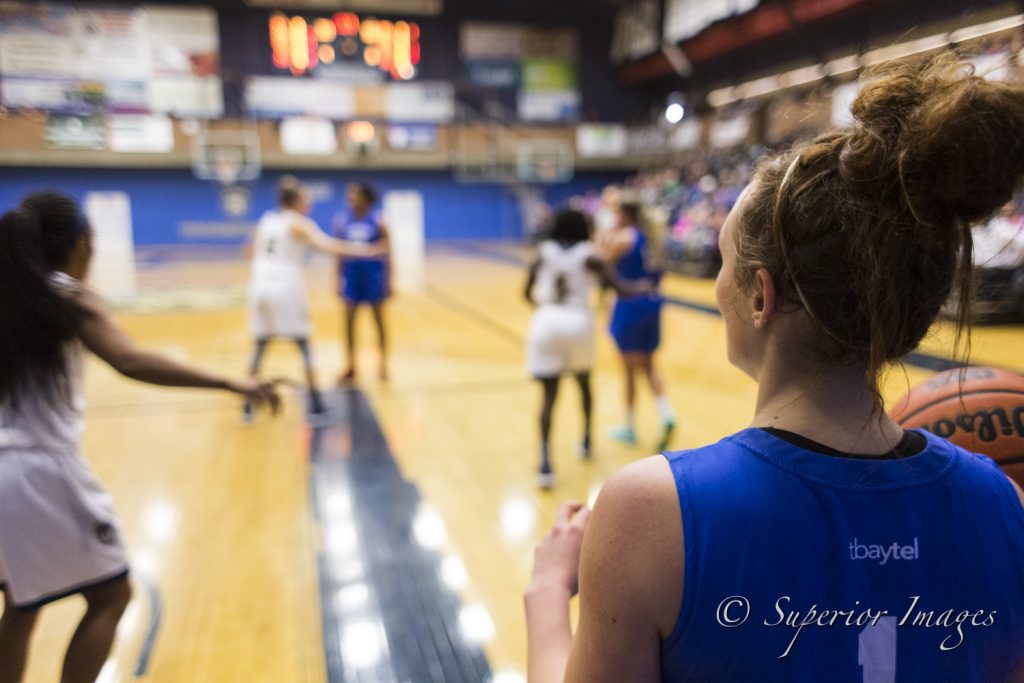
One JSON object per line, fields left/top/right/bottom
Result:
{"left": 516, "top": 140, "right": 574, "bottom": 184}
{"left": 539, "top": 159, "right": 558, "bottom": 182}
{"left": 214, "top": 150, "right": 242, "bottom": 186}
{"left": 192, "top": 130, "right": 261, "bottom": 184}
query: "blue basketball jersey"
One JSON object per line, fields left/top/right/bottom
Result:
{"left": 609, "top": 228, "right": 663, "bottom": 352}
{"left": 660, "top": 428, "right": 1024, "bottom": 682}
{"left": 332, "top": 210, "right": 387, "bottom": 303}
{"left": 615, "top": 228, "right": 661, "bottom": 285}
{"left": 333, "top": 210, "right": 383, "bottom": 251}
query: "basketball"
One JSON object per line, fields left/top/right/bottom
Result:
{"left": 890, "top": 367, "right": 1024, "bottom": 485}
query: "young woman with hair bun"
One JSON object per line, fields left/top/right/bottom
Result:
{"left": 527, "top": 55, "right": 1024, "bottom": 682}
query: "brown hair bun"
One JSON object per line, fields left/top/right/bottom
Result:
{"left": 842, "top": 55, "right": 1024, "bottom": 226}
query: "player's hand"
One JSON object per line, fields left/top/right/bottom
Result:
{"left": 634, "top": 277, "right": 657, "bottom": 296}
{"left": 529, "top": 501, "right": 591, "bottom": 597}
{"left": 229, "top": 378, "right": 281, "bottom": 415}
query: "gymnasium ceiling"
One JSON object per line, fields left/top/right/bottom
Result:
{"left": 59, "top": 0, "right": 1022, "bottom": 92}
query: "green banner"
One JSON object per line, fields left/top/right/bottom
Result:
{"left": 521, "top": 58, "right": 577, "bottom": 91}
{"left": 45, "top": 114, "right": 106, "bottom": 150}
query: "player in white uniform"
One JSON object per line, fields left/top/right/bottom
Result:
{"left": 245, "top": 177, "right": 381, "bottom": 422}
{"left": 525, "top": 209, "right": 644, "bottom": 488}
{"left": 0, "top": 192, "right": 278, "bottom": 683}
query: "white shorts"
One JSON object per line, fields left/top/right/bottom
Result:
{"left": 0, "top": 448, "right": 129, "bottom": 609}
{"left": 526, "top": 305, "right": 594, "bottom": 378}
{"left": 248, "top": 278, "right": 310, "bottom": 339}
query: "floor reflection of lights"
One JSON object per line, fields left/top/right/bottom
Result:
{"left": 499, "top": 495, "right": 536, "bottom": 544}
{"left": 323, "top": 489, "right": 353, "bottom": 520}
{"left": 141, "top": 499, "right": 179, "bottom": 545}
{"left": 334, "top": 582, "right": 370, "bottom": 612}
{"left": 491, "top": 672, "right": 527, "bottom": 683}
{"left": 325, "top": 519, "right": 360, "bottom": 557}
{"left": 458, "top": 602, "right": 496, "bottom": 645}
{"left": 94, "top": 659, "right": 119, "bottom": 683}
{"left": 340, "top": 619, "right": 389, "bottom": 670}
{"left": 440, "top": 554, "right": 469, "bottom": 592}
{"left": 413, "top": 504, "right": 448, "bottom": 550}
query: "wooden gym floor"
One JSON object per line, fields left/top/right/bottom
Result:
{"left": 7, "top": 243, "right": 1023, "bottom": 682}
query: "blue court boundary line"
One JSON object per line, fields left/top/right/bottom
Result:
{"left": 133, "top": 574, "right": 162, "bottom": 677}
{"left": 443, "top": 241, "right": 992, "bottom": 374}
{"left": 308, "top": 388, "right": 493, "bottom": 683}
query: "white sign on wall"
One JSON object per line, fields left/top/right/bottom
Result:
{"left": 0, "top": 3, "right": 222, "bottom": 117}
{"left": 383, "top": 190, "right": 425, "bottom": 292}
{"left": 107, "top": 114, "right": 174, "bottom": 152}
{"left": 576, "top": 124, "right": 628, "bottom": 158}
{"left": 664, "top": 0, "right": 758, "bottom": 42}
{"left": 245, "top": 77, "right": 355, "bottom": 119}
{"left": 83, "top": 191, "right": 137, "bottom": 299}
{"left": 386, "top": 82, "right": 455, "bottom": 122}
{"left": 831, "top": 81, "right": 863, "bottom": 129}
{"left": 670, "top": 118, "right": 701, "bottom": 150}
{"left": 709, "top": 115, "right": 750, "bottom": 148}
{"left": 971, "top": 52, "right": 1011, "bottom": 82}
{"left": 280, "top": 116, "right": 338, "bottom": 155}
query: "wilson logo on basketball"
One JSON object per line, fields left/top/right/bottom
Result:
{"left": 916, "top": 406, "right": 1024, "bottom": 443}
{"left": 890, "top": 367, "right": 1024, "bottom": 487}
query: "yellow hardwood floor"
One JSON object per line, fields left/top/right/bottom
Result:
{"left": 7, "top": 244, "right": 1023, "bottom": 682}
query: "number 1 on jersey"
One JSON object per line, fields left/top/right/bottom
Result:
{"left": 859, "top": 616, "right": 896, "bottom": 683}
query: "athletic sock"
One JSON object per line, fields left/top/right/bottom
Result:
{"left": 656, "top": 396, "right": 675, "bottom": 424}
{"left": 309, "top": 390, "right": 325, "bottom": 414}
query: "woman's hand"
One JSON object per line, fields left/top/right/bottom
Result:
{"left": 529, "top": 501, "right": 591, "bottom": 597}
{"left": 228, "top": 378, "right": 281, "bottom": 415}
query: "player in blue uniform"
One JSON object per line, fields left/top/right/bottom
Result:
{"left": 332, "top": 183, "right": 392, "bottom": 382}
{"left": 598, "top": 202, "right": 676, "bottom": 451}
{"left": 526, "top": 56, "right": 1024, "bottom": 682}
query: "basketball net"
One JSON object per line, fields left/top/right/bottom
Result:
{"left": 213, "top": 148, "right": 242, "bottom": 186}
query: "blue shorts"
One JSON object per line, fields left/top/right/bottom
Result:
{"left": 341, "top": 260, "right": 387, "bottom": 304}
{"left": 609, "top": 296, "right": 662, "bottom": 353}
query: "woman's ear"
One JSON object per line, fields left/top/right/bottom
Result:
{"left": 751, "top": 267, "right": 776, "bottom": 329}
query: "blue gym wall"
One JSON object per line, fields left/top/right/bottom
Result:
{"left": 0, "top": 167, "right": 627, "bottom": 245}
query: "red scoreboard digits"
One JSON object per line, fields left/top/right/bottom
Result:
{"left": 268, "top": 12, "right": 421, "bottom": 80}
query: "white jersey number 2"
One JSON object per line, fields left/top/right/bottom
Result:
{"left": 859, "top": 617, "right": 897, "bottom": 683}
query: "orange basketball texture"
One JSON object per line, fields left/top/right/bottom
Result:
{"left": 890, "top": 367, "right": 1024, "bottom": 486}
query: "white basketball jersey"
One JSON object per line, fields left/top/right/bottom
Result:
{"left": 0, "top": 273, "right": 85, "bottom": 452}
{"left": 250, "top": 209, "right": 311, "bottom": 281}
{"left": 533, "top": 240, "right": 596, "bottom": 308}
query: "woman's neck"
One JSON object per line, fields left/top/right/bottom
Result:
{"left": 750, "top": 353, "right": 904, "bottom": 456}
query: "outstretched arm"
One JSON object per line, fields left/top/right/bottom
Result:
{"left": 585, "top": 255, "right": 651, "bottom": 298}
{"left": 74, "top": 287, "right": 278, "bottom": 410}
{"left": 290, "top": 220, "right": 385, "bottom": 258}
{"left": 378, "top": 221, "right": 394, "bottom": 296}
{"left": 595, "top": 228, "right": 635, "bottom": 264}
{"left": 524, "top": 258, "right": 541, "bottom": 305}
